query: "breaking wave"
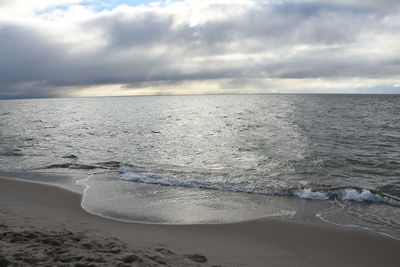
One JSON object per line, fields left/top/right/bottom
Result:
{"left": 118, "top": 166, "right": 400, "bottom": 207}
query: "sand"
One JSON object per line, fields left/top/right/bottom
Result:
{"left": 0, "top": 176, "right": 399, "bottom": 267}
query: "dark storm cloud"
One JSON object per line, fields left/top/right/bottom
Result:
{"left": 0, "top": 0, "right": 400, "bottom": 98}
{"left": 90, "top": 2, "right": 370, "bottom": 52}
{"left": 0, "top": 23, "right": 179, "bottom": 87}
{"left": 0, "top": 25, "right": 61, "bottom": 84}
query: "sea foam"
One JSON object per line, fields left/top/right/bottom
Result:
{"left": 117, "top": 166, "right": 400, "bottom": 207}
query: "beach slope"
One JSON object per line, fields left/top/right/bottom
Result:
{"left": 0, "top": 176, "right": 399, "bottom": 267}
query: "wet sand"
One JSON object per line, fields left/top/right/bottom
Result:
{"left": 1, "top": 176, "right": 399, "bottom": 267}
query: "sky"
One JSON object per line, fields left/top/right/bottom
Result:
{"left": 0, "top": 0, "right": 400, "bottom": 99}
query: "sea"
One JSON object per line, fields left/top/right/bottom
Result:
{"left": 1, "top": 94, "right": 399, "bottom": 239}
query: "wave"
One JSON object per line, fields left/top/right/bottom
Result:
{"left": 40, "top": 160, "right": 131, "bottom": 171}
{"left": 0, "top": 150, "right": 23, "bottom": 157}
{"left": 292, "top": 188, "right": 400, "bottom": 206}
{"left": 38, "top": 162, "right": 400, "bottom": 206}
{"left": 61, "top": 154, "right": 78, "bottom": 159}
{"left": 118, "top": 166, "right": 400, "bottom": 207}
{"left": 43, "top": 163, "right": 107, "bottom": 170}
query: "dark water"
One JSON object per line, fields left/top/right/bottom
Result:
{"left": 1, "top": 95, "right": 399, "bottom": 238}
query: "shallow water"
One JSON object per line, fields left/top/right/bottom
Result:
{"left": 1, "top": 95, "right": 399, "bottom": 238}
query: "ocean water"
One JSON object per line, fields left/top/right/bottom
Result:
{"left": 1, "top": 95, "right": 399, "bottom": 238}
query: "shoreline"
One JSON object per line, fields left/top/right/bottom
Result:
{"left": 1, "top": 176, "right": 400, "bottom": 266}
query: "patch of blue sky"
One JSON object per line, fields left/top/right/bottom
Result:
{"left": 88, "top": 1, "right": 161, "bottom": 12}
{"left": 36, "top": 0, "right": 181, "bottom": 15}
{"left": 92, "top": 0, "right": 184, "bottom": 11}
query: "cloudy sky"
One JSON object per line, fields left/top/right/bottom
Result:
{"left": 1, "top": 0, "right": 400, "bottom": 99}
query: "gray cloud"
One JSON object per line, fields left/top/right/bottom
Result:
{"left": 1, "top": 0, "right": 400, "bottom": 98}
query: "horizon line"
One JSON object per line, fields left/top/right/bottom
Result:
{"left": 2, "top": 92, "right": 400, "bottom": 101}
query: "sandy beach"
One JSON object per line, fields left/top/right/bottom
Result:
{"left": 2, "top": 0, "right": 400, "bottom": 265}
{"left": 0, "top": 176, "right": 399, "bottom": 267}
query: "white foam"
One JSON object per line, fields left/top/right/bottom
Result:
{"left": 68, "top": 164, "right": 80, "bottom": 169}
{"left": 294, "top": 188, "right": 400, "bottom": 206}
{"left": 342, "top": 189, "right": 374, "bottom": 202}
{"left": 340, "top": 188, "right": 399, "bottom": 206}
{"left": 268, "top": 209, "right": 297, "bottom": 218}
{"left": 117, "top": 166, "right": 134, "bottom": 174}
{"left": 119, "top": 169, "right": 193, "bottom": 188}
{"left": 117, "top": 166, "right": 400, "bottom": 207}
{"left": 293, "top": 188, "right": 329, "bottom": 200}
